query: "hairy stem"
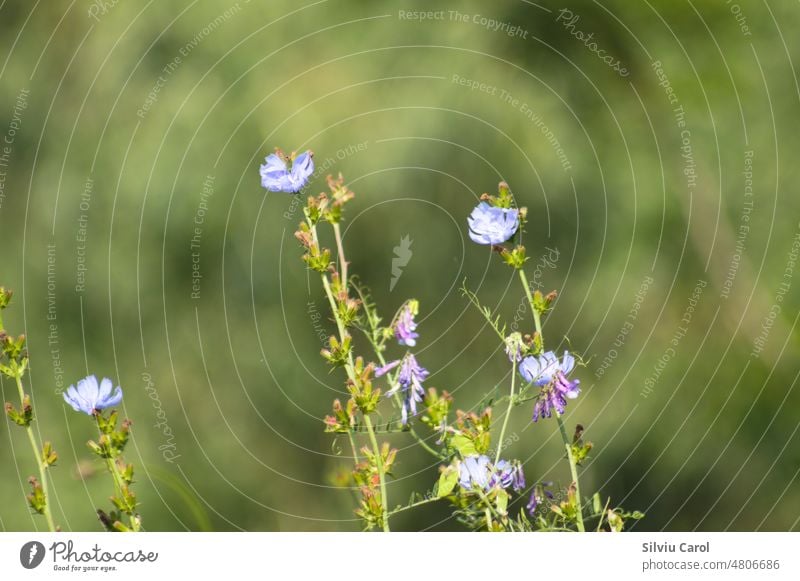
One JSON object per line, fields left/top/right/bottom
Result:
{"left": 15, "top": 373, "right": 56, "bottom": 532}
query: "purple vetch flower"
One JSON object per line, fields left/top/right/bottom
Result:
{"left": 527, "top": 483, "right": 555, "bottom": 515}
{"left": 527, "top": 490, "right": 539, "bottom": 515}
{"left": 259, "top": 150, "right": 314, "bottom": 193}
{"left": 394, "top": 301, "right": 419, "bottom": 347}
{"left": 376, "top": 353, "right": 428, "bottom": 425}
{"left": 519, "top": 351, "right": 581, "bottom": 421}
{"left": 495, "top": 459, "right": 526, "bottom": 492}
{"left": 63, "top": 375, "right": 123, "bottom": 415}
{"left": 458, "top": 454, "right": 526, "bottom": 493}
{"left": 467, "top": 202, "right": 519, "bottom": 245}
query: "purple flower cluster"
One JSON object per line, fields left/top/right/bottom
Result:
{"left": 519, "top": 351, "right": 581, "bottom": 421}
{"left": 458, "top": 455, "right": 526, "bottom": 493}
{"left": 467, "top": 202, "right": 519, "bottom": 245}
{"left": 376, "top": 353, "right": 428, "bottom": 425}
{"left": 394, "top": 303, "right": 419, "bottom": 347}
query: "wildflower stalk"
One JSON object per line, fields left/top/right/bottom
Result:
{"left": 475, "top": 487, "right": 503, "bottom": 530}
{"left": 378, "top": 353, "right": 444, "bottom": 460}
{"left": 332, "top": 223, "right": 348, "bottom": 287}
{"left": 310, "top": 223, "right": 391, "bottom": 531}
{"left": 518, "top": 266, "right": 585, "bottom": 532}
{"left": 14, "top": 372, "right": 56, "bottom": 532}
{"left": 556, "top": 412, "right": 584, "bottom": 532}
{"left": 518, "top": 268, "right": 543, "bottom": 337}
{"left": 387, "top": 495, "right": 441, "bottom": 516}
{"left": 494, "top": 357, "right": 516, "bottom": 465}
{"left": 1, "top": 290, "right": 57, "bottom": 532}
{"left": 352, "top": 283, "right": 444, "bottom": 460}
{"left": 95, "top": 416, "right": 141, "bottom": 533}
{"left": 346, "top": 432, "right": 359, "bottom": 461}
{"left": 362, "top": 415, "right": 390, "bottom": 532}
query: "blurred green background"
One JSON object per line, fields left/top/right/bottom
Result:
{"left": 1, "top": 0, "right": 798, "bottom": 531}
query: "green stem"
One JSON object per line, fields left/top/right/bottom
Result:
{"left": 312, "top": 222, "right": 390, "bottom": 531}
{"left": 556, "top": 412, "right": 585, "bottom": 532}
{"left": 495, "top": 357, "right": 516, "bottom": 464}
{"left": 387, "top": 495, "right": 441, "bottom": 517}
{"left": 518, "top": 268, "right": 542, "bottom": 338}
{"left": 15, "top": 373, "right": 56, "bottom": 532}
{"left": 399, "top": 406, "right": 443, "bottom": 459}
{"left": 518, "top": 266, "right": 585, "bottom": 532}
{"left": 332, "top": 223, "right": 348, "bottom": 288}
{"left": 461, "top": 283, "right": 506, "bottom": 343}
{"left": 346, "top": 431, "right": 359, "bottom": 461}
{"left": 475, "top": 488, "right": 503, "bottom": 531}
{"left": 96, "top": 418, "right": 140, "bottom": 532}
{"left": 363, "top": 414, "right": 390, "bottom": 532}
{"left": 596, "top": 496, "right": 611, "bottom": 532}
{"left": 105, "top": 457, "right": 124, "bottom": 496}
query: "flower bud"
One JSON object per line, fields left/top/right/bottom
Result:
{"left": 0, "top": 287, "right": 12, "bottom": 309}
{"left": 26, "top": 477, "right": 46, "bottom": 515}
{"left": 504, "top": 332, "right": 526, "bottom": 362}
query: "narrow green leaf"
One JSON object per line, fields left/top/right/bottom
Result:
{"left": 437, "top": 466, "right": 459, "bottom": 498}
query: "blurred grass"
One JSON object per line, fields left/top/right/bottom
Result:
{"left": 0, "top": 0, "right": 799, "bottom": 531}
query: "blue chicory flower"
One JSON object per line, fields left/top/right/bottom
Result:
{"left": 519, "top": 351, "right": 581, "bottom": 421}
{"left": 467, "top": 202, "right": 519, "bottom": 245}
{"left": 459, "top": 455, "right": 492, "bottom": 491}
{"left": 394, "top": 302, "right": 419, "bottom": 347}
{"left": 376, "top": 353, "right": 428, "bottom": 425}
{"left": 63, "top": 375, "right": 123, "bottom": 415}
{"left": 459, "top": 455, "right": 526, "bottom": 493}
{"left": 259, "top": 150, "right": 314, "bottom": 193}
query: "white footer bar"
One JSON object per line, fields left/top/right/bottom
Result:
{"left": 1, "top": 532, "right": 797, "bottom": 580}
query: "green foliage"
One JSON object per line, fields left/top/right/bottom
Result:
{"left": 26, "top": 477, "right": 46, "bottom": 515}
{"left": 5, "top": 397, "right": 33, "bottom": 427}
{"left": 436, "top": 466, "right": 459, "bottom": 498}
{"left": 320, "top": 334, "right": 352, "bottom": 368}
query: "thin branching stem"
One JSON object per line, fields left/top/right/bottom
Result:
{"left": 518, "top": 266, "right": 585, "bottom": 532}
{"left": 495, "top": 357, "right": 516, "bottom": 464}
{"left": 15, "top": 373, "right": 56, "bottom": 532}
{"left": 311, "top": 221, "right": 391, "bottom": 531}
